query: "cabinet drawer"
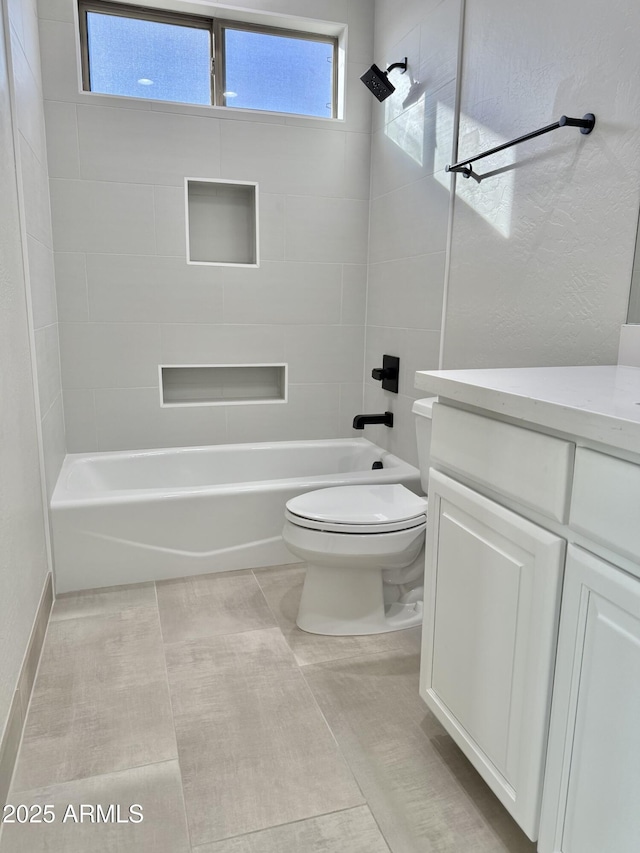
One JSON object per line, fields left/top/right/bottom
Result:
{"left": 430, "top": 404, "right": 574, "bottom": 522}
{"left": 571, "top": 448, "right": 640, "bottom": 567}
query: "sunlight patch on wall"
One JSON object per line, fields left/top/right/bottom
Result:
{"left": 386, "top": 94, "right": 426, "bottom": 167}
{"left": 436, "top": 104, "right": 514, "bottom": 238}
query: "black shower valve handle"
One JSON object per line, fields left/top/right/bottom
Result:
{"left": 371, "top": 367, "right": 396, "bottom": 381}
{"left": 371, "top": 355, "right": 400, "bottom": 394}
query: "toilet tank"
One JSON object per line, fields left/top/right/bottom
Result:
{"left": 412, "top": 397, "right": 437, "bottom": 493}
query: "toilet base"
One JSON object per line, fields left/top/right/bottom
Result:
{"left": 296, "top": 563, "right": 424, "bottom": 636}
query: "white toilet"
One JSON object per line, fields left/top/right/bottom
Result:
{"left": 282, "top": 397, "right": 436, "bottom": 636}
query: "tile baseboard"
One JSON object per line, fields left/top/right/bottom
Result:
{"left": 0, "top": 572, "right": 53, "bottom": 806}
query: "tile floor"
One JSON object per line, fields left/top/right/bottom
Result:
{"left": 0, "top": 564, "right": 536, "bottom": 852}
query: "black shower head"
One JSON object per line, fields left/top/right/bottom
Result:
{"left": 360, "top": 58, "right": 408, "bottom": 102}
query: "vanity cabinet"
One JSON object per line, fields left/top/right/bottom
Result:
{"left": 420, "top": 469, "right": 565, "bottom": 840}
{"left": 414, "top": 365, "right": 640, "bottom": 849}
{"left": 538, "top": 545, "right": 640, "bottom": 853}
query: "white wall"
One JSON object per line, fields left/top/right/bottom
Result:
{"left": 442, "top": 0, "right": 640, "bottom": 368}
{"left": 39, "top": 0, "right": 374, "bottom": 452}
{"left": 0, "top": 0, "right": 50, "bottom": 743}
{"left": 8, "top": 0, "right": 65, "bottom": 498}
{"left": 362, "top": 0, "right": 461, "bottom": 465}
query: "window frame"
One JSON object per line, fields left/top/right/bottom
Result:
{"left": 77, "top": 0, "right": 339, "bottom": 119}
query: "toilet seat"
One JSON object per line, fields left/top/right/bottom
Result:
{"left": 285, "top": 484, "right": 427, "bottom": 534}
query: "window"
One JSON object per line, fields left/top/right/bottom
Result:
{"left": 78, "top": 2, "right": 338, "bottom": 118}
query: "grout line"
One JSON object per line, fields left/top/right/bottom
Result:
{"left": 250, "top": 568, "right": 283, "bottom": 631}
{"left": 190, "top": 804, "right": 377, "bottom": 851}
{"left": 297, "top": 663, "right": 368, "bottom": 806}
{"left": 152, "top": 581, "right": 194, "bottom": 851}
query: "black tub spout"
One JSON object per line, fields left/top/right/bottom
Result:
{"left": 352, "top": 412, "right": 394, "bottom": 429}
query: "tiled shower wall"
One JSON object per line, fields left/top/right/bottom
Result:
{"left": 362, "top": 0, "right": 461, "bottom": 466}
{"left": 8, "top": 0, "right": 64, "bottom": 496}
{"left": 39, "top": 0, "right": 374, "bottom": 452}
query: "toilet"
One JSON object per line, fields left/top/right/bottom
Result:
{"left": 282, "top": 397, "right": 436, "bottom": 636}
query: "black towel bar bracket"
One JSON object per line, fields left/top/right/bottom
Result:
{"left": 446, "top": 113, "right": 595, "bottom": 180}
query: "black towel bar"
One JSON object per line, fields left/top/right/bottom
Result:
{"left": 446, "top": 113, "right": 595, "bottom": 180}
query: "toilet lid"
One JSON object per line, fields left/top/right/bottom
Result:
{"left": 285, "top": 484, "right": 427, "bottom": 533}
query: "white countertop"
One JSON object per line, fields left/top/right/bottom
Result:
{"left": 415, "top": 365, "right": 640, "bottom": 455}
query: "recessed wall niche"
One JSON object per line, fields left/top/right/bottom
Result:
{"left": 160, "top": 364, "right": 287, "bottom": 407}
{"left": 185, "top": 178, "right": 259, "bottom": 266}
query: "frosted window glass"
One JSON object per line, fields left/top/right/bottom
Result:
{"left": 86, "top": 12, "right": 211, "bottom": 104}
{"left": 223, "top": 29, "right": 333, "bottom": 117}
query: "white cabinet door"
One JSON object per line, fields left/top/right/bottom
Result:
{"left": 539, "top": 545, "right": 640, "bottom": 853}
{"left": 419, "top": 470, "right": 565, "bottom": 840}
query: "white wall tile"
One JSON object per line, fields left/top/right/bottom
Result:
{"left": 226, "top": 383, "right": 341, "bottom": 442}
{"left": 94, "top": 388, "right": 228, "bottom": 451}
{"left": 63, "top": 389, "right": 96, "bottom": 452}
{"left": 341, "top": 264, "right": 367, "bottom": 324}
{"left": 86, "top": 254, "right": 224, "bottom": 324}
{"left": 40, "top": 0, "right": 374, "bottom": 452}
{"left": 223, "top": 261, "right": 342, "bottom": 325}
{"left": 21, "top": 0, "right": 43, "bottom": 77}
{"left": 34, "top": 323, "right": 62, "bottom": 415}
{"left": 367, "top": 253, "right": 445, "bottom": 330}
{"left": 368, "top": 173, "right": 449, "bottom": 264}
{"left": 347, "top": 0, "right": 375, "bottom": 64}
{"left": 232, "top": 0, "right": 348, "bottom": 22}
{"left": 59, "top": 322, "right": 161, "bottom": 389}
{"left": 153, "top": 186, "right": 186, "bottom": 258}
{"left": 374, "top": 0, "right": 444, "bottom": 60}
{"left": 220, "top": 121, "right": 346, "bottom": 197}
{"left": 161, "top": 324, "right": 287, "bottom": 365}
{"left": 54, "top": 252, "right": 88, "bottom": 321}
{"left": 149, "top": 99, "right": 286, "bottom": 125}
{"left": 37, "top": 0, "right": 73, "bottom": 22}
{"left": 50, "top": 179, "right": 156, "bottom": 254}
{"left": 43, "top": 100, "right": 79, "bottom": 178}
{"left": 41, "top": 393, "right": 66, "bottom": 497}
{"left": 19, "top": 135, "right": 52, "bottom": 246}
{"left": 11, "top": 37, "right": 47, "bottom": 164}
{"left": 418, "top": 0, "right": 461, "bottom": 94}
{"left": 285, "top": 196, "right": 369, "bottom": 263}
{"left": 343, "top": 131, "right": 372, "bottom": 199}
{"left": 370, "top": 81, "right": 456, "bottom": 198}
{"left": 38, "top": 19, "right": 81, "bottom": 103}
{"left": 284, "top": 325, "right": 365, "bottom": 383}
{"left": 27, "top": 236, "right": 57, "bottom": 329}
{"left": 77, "top": 105, "right": 221, "bottom": 186}
{"left": 339, "top": 381, "right": 364, "bottom": 435}
{"left": 7, "top": 0, "right": 24, "bottom": 42}
{"left": 259, "top": 193, "right": 285, "bottom": 261}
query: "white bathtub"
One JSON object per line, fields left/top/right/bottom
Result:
{"left": 51, "top": 439, "right": 421, "bottom": 592}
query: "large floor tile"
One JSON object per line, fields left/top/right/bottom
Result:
{"left": 194, "top": 805, "right": 390, "bottom": 853}
{"left": 157, "top": 571, "right": 275, "bottom": 644}
{"left": 0, "top": 761, "right": 190, "bottom": 852}
{"left": 51, "top": 581, "right": 156, "bottom": 622}
{"left": 11, "top": 607, "right": 176, "bottom": 792}
{"left": 303, "top": 648, "right": 536, "bottom": 853}
{"left": 165, "top": 627, "right": 364, "bottom": 847}
{"left": 254, "top": 565, "right": 422, "bottom": 666}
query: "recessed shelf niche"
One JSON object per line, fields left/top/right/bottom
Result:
{"left": 160, "top": 364, "right": 287, "bottom": 407}
{"left": 185, "top": 178, "right": 259, "bottom": 267}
